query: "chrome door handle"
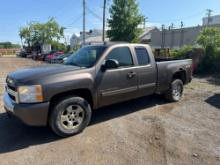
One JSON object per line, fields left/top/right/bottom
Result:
{"left": 127, "top": 72, "right": 137, "bottom": 79}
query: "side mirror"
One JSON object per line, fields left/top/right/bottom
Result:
{"left": 101, "top": 59, "right": 119, "bottom": 71}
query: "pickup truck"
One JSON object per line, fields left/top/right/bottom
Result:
{"left": 3, "top": 43, "right": 192, "bottom": 137}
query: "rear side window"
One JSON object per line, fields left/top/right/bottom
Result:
{"left": 135, "top": 47, "right": 150, "bottom": 65}
{"left": 106, "top": 47, "right": 133, "bottom": 67}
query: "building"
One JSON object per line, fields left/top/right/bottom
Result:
{"left": 139, "top": 27, "right": 160, "bottom": 44}
{"left": 150, "top": 26, "right": 203, "bottom": 49}
{"left": 70, "top": 33, "right": 80, "bottom": 49}
{"left": 149, "top": 15, "right": 220, "bottom": 49}
{"left": 203, "top": 15, "right": 220, "bottom": 26}
{"left": 70, "top": 29, "right": 105, "bottom": 48}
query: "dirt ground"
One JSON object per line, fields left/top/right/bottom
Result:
{"left": 0, "top": 57, "right": 220, "bottom": 165}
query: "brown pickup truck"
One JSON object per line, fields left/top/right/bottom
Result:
{"left": 4, "top": 43, "right": 192, "bottom": 137}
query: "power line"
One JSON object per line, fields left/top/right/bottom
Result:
{"left": 149, "top": 10, "right": 205, "bottom": 24}
{"left": 65, "top": 14, "right": 83, "bottom": 28}
{"left": 86, "top": 6, "right": 103, "bottom": 21}
{"left": 50, "top": 0, "right": 78, "bottom": 20}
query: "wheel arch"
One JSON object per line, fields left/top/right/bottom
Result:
{"left": 172, "top": 69, "right": 187, "bottom": 84}
{"left": 48, "top": 88, "right": 94, "bottom": 121}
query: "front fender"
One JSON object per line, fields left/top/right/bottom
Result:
{"left": 42, "top": 73, "right": 94, "bottom": 102}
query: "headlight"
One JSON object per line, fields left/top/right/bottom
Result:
{"left": 18, "top": 85, "right": 43, "bottom": 103}
{"left": 63, "top": 57, "right": 68, "bottom": 63}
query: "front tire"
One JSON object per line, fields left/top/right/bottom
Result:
{"left": 165, "top": 79, "right": 183, "bottom": 102}
{"left": 49, "top": 96, "right": 92, "bottom": 137}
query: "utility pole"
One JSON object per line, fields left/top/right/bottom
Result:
{"left": 102, "top": 0, "right": 107, "bottom": 42}
{"left": 161, "top": 24, "right": 165, "bottom": 49}
{"left": 83, "top": 0, "right": 86, "bottom": 45}
{"left": 206, "top": 9, "right": 213, "bottom": 25}
{"left": 171, "top": 23, "right": 174, "bottom": 49}
{"left": 143, "top": 17, "right": 148, "bottom": 29}
{"left": 180, "top": 21, "right": 184, "bottom": 48}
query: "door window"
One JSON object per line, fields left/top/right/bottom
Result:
{"left": 106, "top": 47, "right": 133, "bottom": 67}
{"left": 135, "top": 47, "right": 150, "bottom": 65}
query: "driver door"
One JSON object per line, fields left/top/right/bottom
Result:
{"left": 98, "top": 46, "right": 138, "bottom": 107}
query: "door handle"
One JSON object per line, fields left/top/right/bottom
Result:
{"left": 127, "top": 71, "right": 137, "bottom": 79}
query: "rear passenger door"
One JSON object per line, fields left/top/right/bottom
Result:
{"left": 98, "top": 46, "right": 138, "bottom": 106}
{"left": 134, "top": 47, "right": 157, "bottom": 96}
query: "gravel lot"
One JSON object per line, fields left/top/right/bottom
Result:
{"left": 0, "top": 57, "right": 220, "bottom": 165}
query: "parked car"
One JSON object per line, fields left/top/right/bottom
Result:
{"left": 41, "top": 51, "right": 57, "bottom": 61}
{"left": 4, "top": 43, "right": 192, "bottom": 137}
{"left": 17, "top": 50, "right": 28, "bottom": 58}
{"left": 45, "top": 51, "right": 64, "bottom": 63}
{"left": 50, "top": 53, "right": 72, "bottom": 64}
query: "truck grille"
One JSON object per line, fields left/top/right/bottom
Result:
{"left": 8, "top": 93, "right": 16, "bottom": 101}
{"left": 6, "top": 83, "right": 17, "bottom": 102}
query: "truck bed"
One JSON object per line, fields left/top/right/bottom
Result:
{"left": 155, "top": 57, "right": 182, "bottom": 62}
{"left": 155, "top": 59, "right": 192, "bottom": 93}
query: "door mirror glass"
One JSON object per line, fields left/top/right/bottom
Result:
{"left": 102, "top": 59, "right": 119, "bottom": 70}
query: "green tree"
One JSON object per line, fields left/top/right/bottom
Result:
{"left": 197, "top": 27, "right": 220, "bottom": 48}
{"left": 19, "top": 18, "right": 64, "bottom": 49}
{"left": 0, "top": 42, "right": 20, "bottom": 48}
{"left": 197, "top": 27, "right": 220, "bottom": 73}
{"left": 107, "top": 0, "right": 143, "bottom": 42}
{"left": 170, "top": 45, "right": 193, "bottom": 59}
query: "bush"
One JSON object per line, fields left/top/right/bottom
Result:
{"left": 197, "top": 45, "right": 216, "bottom": 73}
{"left": 215, "top": 47, "right": 220, "bottom": 61}
{"left": 170, "top": 45, "right": 193, "bottom": 59}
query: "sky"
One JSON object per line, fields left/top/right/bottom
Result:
{"left": 0, "top": 0, "right": 220, "bottom": 44}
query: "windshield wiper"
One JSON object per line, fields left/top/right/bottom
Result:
{"left": 66, "top": 62, "right": 87, "bottom": 68}
{"left": 66, "top": 62, "right": 79, "bottom": 67}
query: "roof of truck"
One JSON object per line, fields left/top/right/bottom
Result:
{"left": 83, "top": 42, "right": 149, "bottom": 47}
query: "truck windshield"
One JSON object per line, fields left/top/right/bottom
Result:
{"left": 65, "top": 46, "right": 107, "bottom": 68}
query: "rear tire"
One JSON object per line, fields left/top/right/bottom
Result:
{"left": 49, "top": 96, "right": 92, "bottom": 137}
{"left": 165, "top": 79, "right": 183, "bottom": 102}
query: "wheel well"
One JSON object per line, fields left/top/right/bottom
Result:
{"left": 49, "top": 89, "right": 93, "bottom": 111}
{"left": 173, "top": 70, "right": 186, "bottom": 84}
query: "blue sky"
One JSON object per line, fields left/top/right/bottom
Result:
{"left": 0, "top": 0, "right": 220, "bottom": 44}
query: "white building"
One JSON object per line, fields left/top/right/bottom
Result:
{"left": 139, "top": 27, "right": 160, "bottom": 44}
{"left": 70, "top": 33, "right": 80, "bottom": 49}
{"left": 70, "top": 29, "right": 105, "bottom": 48}
{"left": 203, "top": 15, "right": 220, "bottom": 25}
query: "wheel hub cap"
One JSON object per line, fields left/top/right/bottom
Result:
{"left": 172, "top": 84, "right": 182, "bottom": 99}
{"left": 60, "top": 104, "right": 85, "bottom": 130}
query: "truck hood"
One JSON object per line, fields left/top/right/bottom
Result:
{"left": 8, "top": 64, "right": 80, "bottom": 84}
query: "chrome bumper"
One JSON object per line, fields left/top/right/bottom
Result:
{"left": 3, "top": 92, "right": 50, "bottom": 126}
{"left": 3, "top": 92, "right": 14, "bottom": 112}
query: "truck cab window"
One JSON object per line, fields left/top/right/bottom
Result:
{"left": 135, "top": 47, "right": 150, "bottom": 65}
{"left": 106, "top": 47, "right": 133, "bottom": 67}
{"left": 65, "top": 46, "right": 106, "bottom": 68}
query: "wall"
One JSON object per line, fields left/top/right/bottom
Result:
{"left": 150, "top": 26, "right": 203, "bottom": 49}
{"left": 0, "top": 48, "right": 20, "bottom": 56}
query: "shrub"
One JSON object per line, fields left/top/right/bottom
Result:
{"left": 170, "top": 45, "right": 193, "bottom": 59}
{"left": 197, "top": 44, "right": 216, "bottom": 73}
{"left": 215, "top": 47, "right": 220, "bottom": 61}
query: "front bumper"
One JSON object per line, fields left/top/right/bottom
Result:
{"left": 3, "top": 93, "right": 50, "bottom": 126}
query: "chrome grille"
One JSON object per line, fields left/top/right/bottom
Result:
{"left": 6, "top": 82, "right": 18, "bottom": 103}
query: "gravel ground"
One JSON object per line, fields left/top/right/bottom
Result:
{"left": 0, "top": 57, "right": 220, "bottom": 165}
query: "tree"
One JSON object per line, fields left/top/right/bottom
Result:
{"left": 107, "top": 0, "right": 143, "bottom": 42}
{"left": 197, "top": 27, "right": 220, "bottom": 48}
{"left": 197, "top": 27, "right": 220, "bottom": 73}
{"left": 19, "top": 18, "right": 64, "bottom": 49}
{"left": 0, "top": 42, "right": 20, "bottom": 49}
